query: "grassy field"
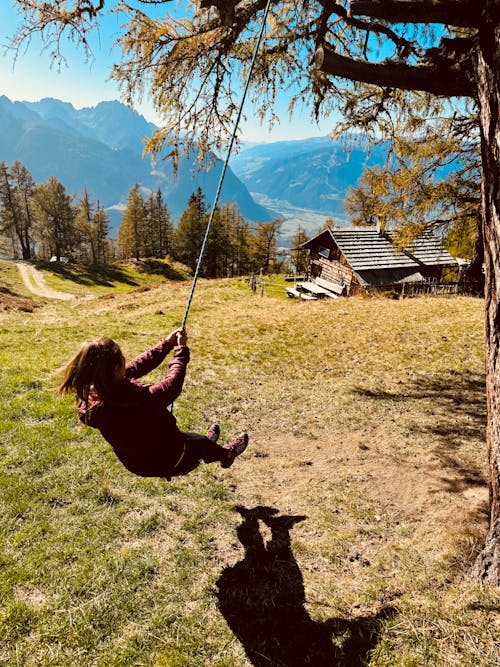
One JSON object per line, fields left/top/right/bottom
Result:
{"left": 0, "top": 260, "right": 498, "bottom": 666}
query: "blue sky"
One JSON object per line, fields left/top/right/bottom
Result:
{"left": 0, "top": 2, "right": 328, "bottom": 143}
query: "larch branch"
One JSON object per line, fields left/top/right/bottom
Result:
{"left": 314, "top": 45, "right": 475, "bottom": 97}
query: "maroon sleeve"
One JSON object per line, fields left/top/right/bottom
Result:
{"left": 125, "top": 338, "right": 174, "bottom": 380}
{"left": 147, "top": 345, "right": 190, "bottom": 405}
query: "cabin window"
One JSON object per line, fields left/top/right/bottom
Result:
{"left": 318, "top": 246, "right": 330, "bottom": 259}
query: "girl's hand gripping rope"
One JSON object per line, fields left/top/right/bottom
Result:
{"left": 165, "top": 327, "right": 187, "bottom": 347}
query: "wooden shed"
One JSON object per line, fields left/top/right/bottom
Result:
{"left": 300, "top": 226, "right": 457, "bottom": 296}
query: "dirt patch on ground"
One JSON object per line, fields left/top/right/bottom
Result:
{"left": 227, "top": 426, "right": 489, "bottom": 571}
{"left": 193, "top": 426, "right": 490, "bottom": 666}
{"left": 0, "top": 287, "right": 37, "bottom": 312}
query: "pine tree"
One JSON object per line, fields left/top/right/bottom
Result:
{"left": 75, "top": 189, "right": 96, "bottom": 262}
{"left": 0, "top": 161, "right": 22, "bottom": 259}
{"left": 11, "top": 161, "right": 35, "bottom": 260}
{"left": 203, "top": 206, "right": 233, "bottom": 277}
{"left": 33, "top": 176, "right": 75, "bottom": 261}
{"left": 118, "top": 183, "right": 145, "bottom": 260}
{"left": 0, "top": 161, "right": 34, "bottom": 260}
{"left": 144, "top": 188, "right": 174, "bottom": 258}
{"left": 74, "top": 191, "right": 110, "bottom": 265}
{"left": 175, "top": 188, "right": 208, "bottom": 272}
{"left": 251, "top": 219, "right": 283, "bottom": 275}
{"left": 217, "top": 202, "right": 250, "bottom": 277}
{"left": 93, "top": 203, "right": 110, "bottom": 265}
{"left": 290, "top": 226, "right": 310, "bottom": 275}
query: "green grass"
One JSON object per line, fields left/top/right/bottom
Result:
{"left": 0, "top": 265, "right": 498, "bottom": 666}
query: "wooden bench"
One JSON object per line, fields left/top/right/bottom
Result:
{"left": 286, "top": 287, "right": 317, "bottom": 300}
{"left": 296, "top": 281, "right": 338, "bottom": 298}
{"left": 314, "top": 277, "right": 345, "bottom": 296}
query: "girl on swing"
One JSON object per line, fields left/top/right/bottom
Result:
{"left": 58, "top": 328, "right": 249, "bottom": 479}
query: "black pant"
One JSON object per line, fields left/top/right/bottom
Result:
{"left": 170, "top": 432, "right": 227, "bottom": 476}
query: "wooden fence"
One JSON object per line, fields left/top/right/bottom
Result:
{"left": 248, "top": 274, "right": 482, "bottom": 299}
{"left": 372, "top": 280, "right": 480, "bottom": 298}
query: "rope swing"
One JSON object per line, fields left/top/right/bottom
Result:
{"left": 180, "top": 0, "right": 273, "bottom": 330}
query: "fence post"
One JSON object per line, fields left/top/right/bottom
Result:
{"left": 250, "top": 273, "right": 256, "bottom": 293}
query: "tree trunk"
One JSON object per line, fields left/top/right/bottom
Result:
{"left": 23, "top": 192, "right": 32, "bottom": 261}
{"left": 471, "top": 1, "right": 500, "bottom": 584}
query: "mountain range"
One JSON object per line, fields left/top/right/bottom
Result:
{"left": 0, "top": 95, "right": 387, "bottom": 242}
{"left": 0, "top": 95, "right": 271, "bottom": 232}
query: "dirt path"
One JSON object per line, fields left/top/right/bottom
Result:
{"left": 16, "top": 262, "right": 76, "bottom": 301}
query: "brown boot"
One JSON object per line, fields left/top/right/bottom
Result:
{"left": 221, "top": 432, "right": 249, "bottom": 468}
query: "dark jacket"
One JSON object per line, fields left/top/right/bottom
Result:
{"left": 78, "top": 339, "right": 190, "bottom": 477}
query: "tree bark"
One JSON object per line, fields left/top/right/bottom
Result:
{"left": 471, "top": 0, "right": 500, "bottom": 584}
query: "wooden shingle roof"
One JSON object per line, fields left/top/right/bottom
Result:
{"left": 331, "top": 228, "right": 418, "bottom": 270}
{"left": 387, "top": 230, "right": 456, "bottom": 266}
{"left": 301, "top": 227, "right": 456, "bottom": 271}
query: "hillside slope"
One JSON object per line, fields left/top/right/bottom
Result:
{"left": 0, "top": 269, "right": 494, "bottom": 666}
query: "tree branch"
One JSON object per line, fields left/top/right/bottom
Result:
{"left": 317, "top": 0, "right": 417, "bottom": 52}
{"left": 349, "top": 0, "right": 484, "bottom": 27}
{"left": 314, "top": 46, "right": 475, "bottom": 97}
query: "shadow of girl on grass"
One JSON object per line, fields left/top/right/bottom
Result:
{"left": 216, "top": 505, "right": 395, "bottom": 667}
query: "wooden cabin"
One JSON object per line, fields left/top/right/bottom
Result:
{"left": 300, "top": 227, "right": 457, "bottom": 296}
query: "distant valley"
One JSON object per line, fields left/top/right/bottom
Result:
{"left": 231, "top": 137, "right": 387, "bottom": 240}
{"left": 0, "top": 95, "right": 387, "bottom": 243}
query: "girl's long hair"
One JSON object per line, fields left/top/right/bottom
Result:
{"left": 57, "top": 337, "right": 124, "bottom": 408}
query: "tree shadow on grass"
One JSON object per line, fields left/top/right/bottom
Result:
{"left": 1, "top": 285, "right": 24, "bottom": 297}
{"left": 353, "top": 370, "right": 487, "bottom": 491}
{"left": 134, "top": 258, "right": 189, "bottom": 281}
{"left": 39, "top": 259, "right": 188, "bottom": 286}
{"left": 37, "top": 261, "right": 140, "bottom": 287}
{"left": 216, "top": 506, "right": 396, "bottom": 667}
